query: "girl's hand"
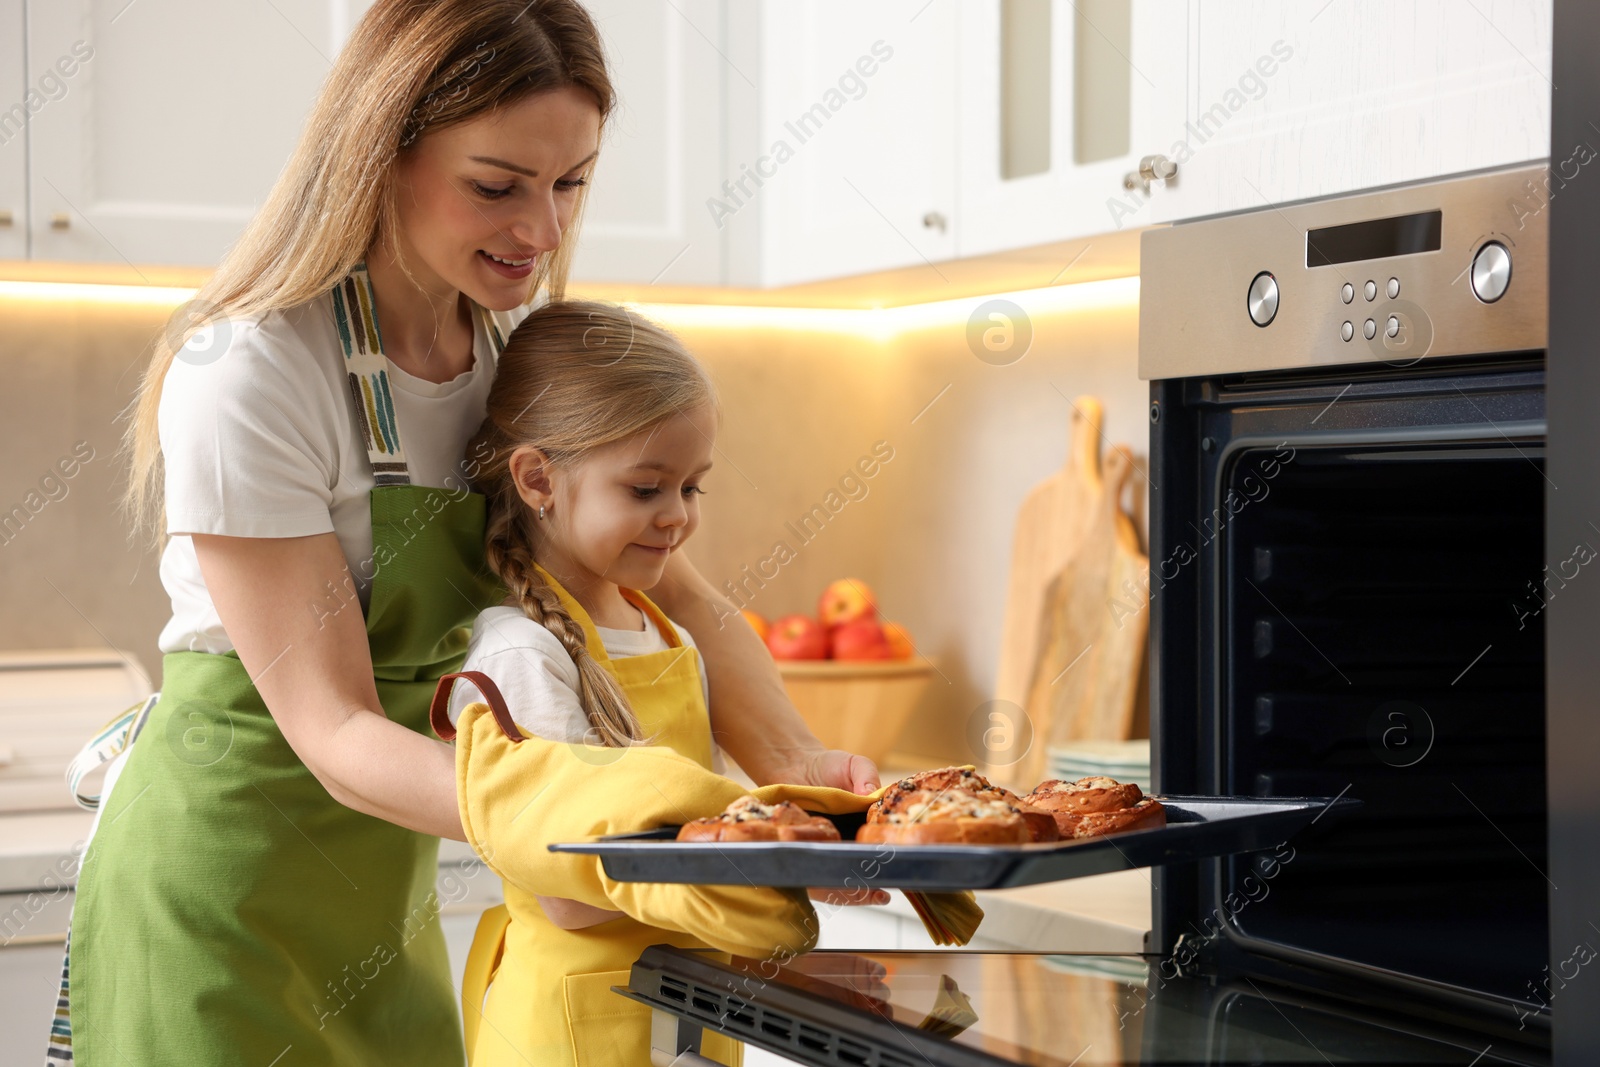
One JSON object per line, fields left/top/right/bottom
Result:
{"left": 809, "top": 886, "right": 891, "bottom": 907}
{"left": 803, "top": 750, "right": 882, "bottom": 795}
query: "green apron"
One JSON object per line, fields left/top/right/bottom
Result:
{"left": 64, "top": 266, "right": 510, "bottom": 1065}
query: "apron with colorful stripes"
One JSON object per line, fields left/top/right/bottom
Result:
{"left": 48, "top": 266, "right": 510, "bottom": 1065}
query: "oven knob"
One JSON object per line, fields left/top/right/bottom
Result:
{"left": 1471, "top": 241, "right": 1512, "bottom": 303}
{"left": 1247, "top": 271, "right": 1278, "bottom": 327}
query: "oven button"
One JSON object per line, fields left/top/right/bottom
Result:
{"left": 1387, "top": 277, "right": 1400, "bottom": 298}
{"left": 1364, "top": 318, "right": 1377, "bottom": 340}
{"left": 1341, "top": 320, "right": 1354, "bottom": 342}
{"left": 1364, "top": 280, "right": 1377, "bottom": 301}
{"left": 1247, "top": 271, "right": 1278, "bottom": 327}
{"left": 1471, "top": 241, "right": 1512, "bottom": 303}
{"left": 1341, "top": 283, "right": 1354, "bottom": 303}
{"left": 1386, "top": 315, "right": 1400, "bottom": 338}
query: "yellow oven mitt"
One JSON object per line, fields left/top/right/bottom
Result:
{"left": 745, "top": 781, "right": 985, "bottom": 947}
{"left": 452, "top": 698, "right": 816, "bottom": 958}
{"left": 450, "top": 699, "right": 984, "bottom": 947}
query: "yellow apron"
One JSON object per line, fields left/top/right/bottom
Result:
{"left": 433, "top": 567, "right": 984, "bottom": 1067}
{"left": 438, "top": 567, "right": 810, "bottom": 1067}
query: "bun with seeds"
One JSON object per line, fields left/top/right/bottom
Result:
{"left": 676, "top": 796, "right": 842, "bottom": 843}
{"left": 1023, "top": 778, "right": 1166, "bottom": 838}
{"left": 855, "top": 790, "right": 1032, "bottom": 846}
{"left": 867, "top": 766, "right": 1058, "bottom": 842}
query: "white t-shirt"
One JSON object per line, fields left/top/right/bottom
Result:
{"left": 155, "top": 291, "right": 539, "bottom": 653}
{"left": 447, "top": 603, "right": 723, "bottom": 772}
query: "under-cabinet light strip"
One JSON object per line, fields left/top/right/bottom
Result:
{"left": 0, "top": 275, "right": 1140, "bottom": 335}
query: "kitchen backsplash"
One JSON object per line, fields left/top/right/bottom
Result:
{"left": 0, "top": 283, "right": 1147, "bottom": 766}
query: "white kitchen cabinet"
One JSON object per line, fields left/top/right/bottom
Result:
{"left": 955, "top": 0, "right": 1190, "bottom": 258}
{"left": 575, "top": 0, "right": 959, "bottom": 289}
{"left": 722, "top": 0, "right": 958, "bottom": 288}
{"left": 0, "top": 0, "right": 25, "bottom": 261}
{"left": 25, "top": 0, "right": 372, "bottom": 267}
{"left": 567, "top": 0, "right": 727, "bottom": 287}
{"left": 1144, "top": 0, "right": 1551, "bottom": 226}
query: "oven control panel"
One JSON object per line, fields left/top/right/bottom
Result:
{"left": 1335, "top": 273, "right": 1406, "bottom": 345}
{"left": 1140, "top": 164, "right": 1547, "bottom": 379}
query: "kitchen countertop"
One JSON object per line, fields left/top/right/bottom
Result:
{"left": 881, "top": 870, "right": 1151, "bottom": 954}
{"left": 0, "top": 810, "right": 93, "bottom": 893}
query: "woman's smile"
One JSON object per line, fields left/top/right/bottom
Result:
{"left": 478, "top": 248, "right": 536, "bottom": 279}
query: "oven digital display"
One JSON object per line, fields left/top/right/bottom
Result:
{"left": 1305, "top": 208, "right": 1442, "bottom": 267}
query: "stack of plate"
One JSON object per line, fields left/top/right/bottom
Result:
{"left": 1045, "top": 739, "right": 1152, "bottom": 786}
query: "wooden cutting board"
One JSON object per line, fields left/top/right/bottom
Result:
{"left": 988, "top": 396, "right": 1149, "bottom": 788}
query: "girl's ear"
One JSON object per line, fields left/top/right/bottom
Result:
{"left": 508, "top": 445, "right": 556, "bottom": 511}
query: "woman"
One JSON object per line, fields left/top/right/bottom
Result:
{"left": 55, "top": 2, "right": 881, "bottom": 1063}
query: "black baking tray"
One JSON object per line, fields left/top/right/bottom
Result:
{"left": 547, "top": 794, "right": 1359, "bottom": 890}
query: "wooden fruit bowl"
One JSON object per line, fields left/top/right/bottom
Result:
{"left": 776, "top": 657, "right": 936, "bottom": 766}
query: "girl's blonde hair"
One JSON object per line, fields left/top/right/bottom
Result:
{"left": 120, "top": 0, "right": 614, "bottom": 545}
{"left": 469, "top": 300, "right": 719, "bottom": 747}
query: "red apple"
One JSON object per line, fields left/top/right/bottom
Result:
{"left": 881, "top": 621, "right": 916, "bottom": 660}
{"left": 830, "top": 619, "right": 894, "bottom": 661}
{"left": 818, "top": 578, "right": 877, "bottom": 628}
{"left": 766, "top": 614, "right": 829, "bottom": 660}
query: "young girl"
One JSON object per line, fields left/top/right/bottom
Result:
{"left": 438, "top": 300, "right": 825, "bottom": 1067}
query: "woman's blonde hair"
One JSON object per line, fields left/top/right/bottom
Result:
{"left": 469, "top": 300, "right": 719, "bottom": 747}
{"left": 120, "top": 0, "right": 614, "bottom": 544}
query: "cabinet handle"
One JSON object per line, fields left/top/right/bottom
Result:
{"left": 922, "top": 211, "right": 948, "bottom": 234}
{"left": 50, "top": 212, "right": 71, "bottom": 230}
{"left": 0, "top": 210, "right": 12, "bottom": 227}
{"left": 1124, "top": 154, "right": 1179, "bottom": 195}
{"left": 1139, "top": 154, "right": 1178, "bottom": 182}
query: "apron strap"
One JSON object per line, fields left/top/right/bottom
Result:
{"left": 330, "top": 264, "right": 512, "bottom": 487}
{"left": 620, "top": 588, "right": 684, "bottom": 648}
{"left": 331, "top": 265, "right": 411, "bottom": 485}
{"left": 461, "top": 903, "right": 512, "bottom": 1064}
{"left": 529, "top": 562, "right": 685, "bottom": 660}
{"left": 429, "top": 670, "right": 524, "bottom": 743}
{"left": 65, "top": 693, "right": 159, "bottom": 810}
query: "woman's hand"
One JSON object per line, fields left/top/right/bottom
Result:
{"left": 804, "top": 751, "right": 885, "bottom": 904}
{"left": 798, "top": 749, "right": 882, "bottom": 795}
{"left": 809, "top": 886, "right": 890, "bottom": 907}
{"left": 674, "top": 747, "right": 885, "bottom": 910}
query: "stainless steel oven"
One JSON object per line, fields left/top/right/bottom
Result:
{"left": 1143, "top": 163, "right": 1550, "bottom": 1042}
{"left": 600, "top": 164, "right": 1558, "bottom": 1067}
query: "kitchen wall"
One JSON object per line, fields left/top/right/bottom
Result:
{"left": 0, "top": 294, "right": 176, "bottom": 685}
{"left": 0, "top": 279, "right": 1147, "bottom": 766}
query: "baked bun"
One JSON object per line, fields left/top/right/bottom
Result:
{"left": 869, "top": 766, "right": 1058, "bottom": 842}
{"left": 677, "top": 796, "right": 842, "bottom": 843}
{"left": 1060, "top": 797, "right": 1167, "bottom": 838}
{"left": 1022, "top": 777, "right": 1166, "bottom": 839}
{"left": 855, "top": 790, "right": 1032, "bottom": 846}
{"left": 1024, "top": 776, "right": 1144, "bottom": 815}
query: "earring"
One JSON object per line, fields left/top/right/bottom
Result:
{"left": 538, "top": 504, "right": 546, "bottom": 520}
